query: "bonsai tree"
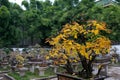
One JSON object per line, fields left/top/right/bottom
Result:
{"left": 46, "top": 20, "right": 111, "bottom": 79}
{"left": 16, "top": 54, "right": 24, "bottom": 68}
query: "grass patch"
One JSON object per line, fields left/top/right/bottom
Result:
{"left": 0, "top": 66, "right": 10, "bottom": 71}
{"left": 8, "top": 67, "right": 58, "bottom": 80}
{"left": 115, "top": 61, "right": 120, "bottom": 66}
{"left": 9, "top": 72, "right": 29, "bottom": 80}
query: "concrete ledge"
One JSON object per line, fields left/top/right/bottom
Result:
{"left": 30, "top": 75, "right": 57, "bottom": 80}
{"left": 0, "top": 71, "right": 9, "bottom": 74}
{"left": 4, "top": 74, "right": 15, "bottom": 80}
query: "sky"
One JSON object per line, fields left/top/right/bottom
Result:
{"left": 9, "top": 0, "right": 55, "bottom": 6}
{"left": 8, "top": 0, "right": 55, "bottom": 10}
{"left": 9, "top": 0, "right": 23, "bottom": 6}
{"left": 8, "top": 0, "right": 100, "bottom": 9}
{"left": 9, "top": 0, "right": 101, "bottom": 6}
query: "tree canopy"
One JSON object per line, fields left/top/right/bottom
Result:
{"left": 0, "top": 0, "right": 119, "bottom": 47}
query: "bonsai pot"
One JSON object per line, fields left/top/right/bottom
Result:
{"left": 17, "top": 64, "right": 23, "bottom": 68}
{"left": 30, "top": 58, "right": 42, "bottom": 62}
{"left": 94, "top": 57, "right": 111, "bottom": 63}
{"left": 57, "top": 72, "right": 82, "bottom": 80}
{"left": 1, "top": 62, "right": 8, "bottom": 69}
{"left": 57, "top": 72, "right": 107, "bottom": 80}
{"left": 93, "top": 57, "right": 111, "bottom": 76}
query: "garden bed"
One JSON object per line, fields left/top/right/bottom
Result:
{"left": 8, "top": 68, "right": 55, "bottom": 80}
{"left": 8, "top": 67, "right": 64, "bottom": 80}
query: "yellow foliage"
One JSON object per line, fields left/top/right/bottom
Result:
{"left": 16, "top": 55, "right": 24, "bottom": 64}
{"left": 46, "top": 56, "right": 49, "bottom": 60}
{"left": 92, "top": 30, "right": 99, "bottom": 35}
{"left": 46, "top": 20, "right": 111, "bottom": 65}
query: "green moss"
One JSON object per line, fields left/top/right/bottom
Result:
{"left": 8, "top": 72, "right": 29, "bottom": 80}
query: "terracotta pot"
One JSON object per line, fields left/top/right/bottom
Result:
{"left": 39, "top": 63, "right": 47, "bottom": 67}
{"left": 30, "top": 58, "right": 42, "bottom": 62}
{"left": 17, "top": 64, "right": 23, "bottom": 68}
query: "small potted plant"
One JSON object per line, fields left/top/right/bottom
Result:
{"left": 1, "top": 57, "right": 9, "bottom": 69}
{"left": 16, "top": 54, "right": 28, "bottom": 76}
{"left": 16, "top": 54, "right": 24, "bottom": 68}
{"left": 27, "top": 44, "right": 42, "bottom": 62}
{"left": 46, "top": 20, "right": 111, "bottom": 79}
{"left": 38, "top": 57, "right": 48, "bottom": 76}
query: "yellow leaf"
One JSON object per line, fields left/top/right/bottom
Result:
{"left": 74, "top": 34, "right": 77, "bottom": 39}
{"left": 46, "top": 56, "right": 49, "bottom": 60}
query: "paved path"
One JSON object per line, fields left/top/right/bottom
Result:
{"left": 105, "top": 66, "right": 120, "bottom": 80}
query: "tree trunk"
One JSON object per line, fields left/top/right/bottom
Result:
{"left": 64, "top": 60, "right": 74, "bottom": 74}
{"left": 31, "top": 36, "right": 34, "bottom": 45}
{"left": 78, "top": 54, "right": 94, "bottom": 78}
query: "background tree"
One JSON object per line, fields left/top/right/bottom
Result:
{"left": 0, "top": 0, "right": 119, "bottom": 47}
{"left": 9, "top": 3, "right": 23, "bottom": 47}
{"left": 88, "top": 3, "right": 120, "bottom": 43}
{"left": 0, "top": 0, "right": 10, "bottom": 8}
{"left": 0, "top": 6, "right": 10, "bottom": 47}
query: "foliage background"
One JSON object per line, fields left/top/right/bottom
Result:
{"left": 0, "top": 0, "right": 120, "bottom": 47}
